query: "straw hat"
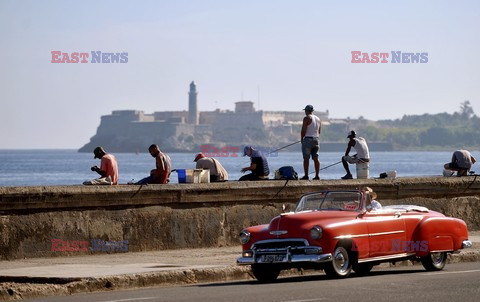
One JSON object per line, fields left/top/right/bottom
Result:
{"left": 363, "top": 187, "right": 377, "bottom": 200}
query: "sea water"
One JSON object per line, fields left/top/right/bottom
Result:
{"left": 0, "top": 150, "right": 478, "bottom": 186}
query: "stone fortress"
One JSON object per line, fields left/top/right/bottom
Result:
{"left": 79, "top": 81, "right": 332, "bottom": 153}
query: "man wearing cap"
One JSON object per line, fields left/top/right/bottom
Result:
{"left": 300, "top": 105, "right": 321, "bottom": 180}
{"left": 84, "top": 146, "right": 119, "bottom": 185}
{"left": 341, "top": 130, "right": 370, "bottom": 179}
{"left": 194, "top": 153, "right": 228, "bottom": 182}
{"left": 444, "top": 150, "right": 476, "bottom": 176}
{"left": 239, "top": 146, "right": 270, "bottom": 181}
{"left": 136, "top": 144, "right": 171, "bottom": 184}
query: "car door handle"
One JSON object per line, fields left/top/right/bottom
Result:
{"left": 394, "top": 212, "right": 402, "bottom": 218}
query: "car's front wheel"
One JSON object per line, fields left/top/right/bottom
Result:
{"left": 324, "top": 246, "right": 352, "bottom": 278}
{"left": 251, "top": 264, "right": 281, "bottom": 282}
{"left": 421, "top": 252, "right": 447, "bottom": 271}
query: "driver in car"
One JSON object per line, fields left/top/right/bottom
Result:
{"left": 363, "top": 187, "right": 382, "bottom": 210}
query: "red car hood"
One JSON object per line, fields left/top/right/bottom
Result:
{"left": 247, "top": 210, "right": 358, "bottom": 244}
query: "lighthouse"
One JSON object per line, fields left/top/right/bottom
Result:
{"left": 188, "top": 81, "right": 198, "bottom": 125}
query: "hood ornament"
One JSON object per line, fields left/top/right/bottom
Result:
{"left": 270, "top": 230, "right": 288, "bottom": 236}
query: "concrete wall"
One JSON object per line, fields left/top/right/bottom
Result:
{"left": 0, "top": 177, "right": 479, "bottom": 260}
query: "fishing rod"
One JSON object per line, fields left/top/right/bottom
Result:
{"left": 308, "top": 160, "right": 342, "bottom": 175}
{"left": 320, "top": 160, "right": 342, "bottom": 171}
{"left": 266, "top": 140, "right": 301, "bottom": 155}
{"left": 242, "top": 140, "right": 301, "bottom": 164}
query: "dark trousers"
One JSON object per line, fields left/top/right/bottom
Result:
{"left": 239, "top": 173, "right": 268, "bottom": 181}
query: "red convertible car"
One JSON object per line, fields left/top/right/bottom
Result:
{"left": 237, "top": 190, "right": 472, "bottom": 282}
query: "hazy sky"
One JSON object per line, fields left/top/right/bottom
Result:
{"left": 1, "top": 0, "right": 479, "bottom": 149}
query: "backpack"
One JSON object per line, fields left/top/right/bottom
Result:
{"left": 278, "top": 166, "right": 298, "bottom": 180}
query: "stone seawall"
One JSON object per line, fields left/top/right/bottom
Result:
{"left": 0, "top": 177, "right": 479, "bottom": 260}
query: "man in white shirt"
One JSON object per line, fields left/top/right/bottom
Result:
{"left": 341, "top": 130, "right": 370, "bottom": 180}
{"left": 300, "top": 105, "right": 321, "bottom": 180}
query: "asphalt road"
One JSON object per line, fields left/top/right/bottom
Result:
{"left": 34, "top": 262, "right": 480, "bottom": 302}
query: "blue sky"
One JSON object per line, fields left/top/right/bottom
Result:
{"left": 0, "top": 0, "right": 479, "bottom": 148}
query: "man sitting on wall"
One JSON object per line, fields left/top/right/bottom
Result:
{"left": 239, "top": 146, "right": 269, "bottom": 181}
{"left": 444, "top": 150, "right": 476, "bottom": 176}
{"left": 83, "top": 146, "right": 119, "bottom": 185}
{"left": 194, "top": 152, "right": 229, "bottom": 182}
{"left": 136, "top": 144, "right": 171, "bottom": 184}
{"left": 341, "top": 130, "right": 370, "bottom": 180}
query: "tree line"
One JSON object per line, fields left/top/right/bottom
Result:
{"left": 321, "top": 101, "right": 480, "bottom": 150}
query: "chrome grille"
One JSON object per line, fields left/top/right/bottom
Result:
{"left": 252, "top": 239, "right": 309, "bottom": 250}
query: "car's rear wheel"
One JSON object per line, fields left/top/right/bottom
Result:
{"left": 421, "top": 252, "right": 447, "bottom": 271}
{"left": 251, "top": 264, "right": 281, "bottom": 282}
{"left": 324, "top": 246, "right": 352, "bottom": 278}
{"left": 352, "top": 263, "right": 374, "bottom": 275}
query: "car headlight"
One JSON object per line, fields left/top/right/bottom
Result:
{"left": 310, "top": 226, "right": 322, "bottom": 240}
{"left": 239, "top": 230, "right": 251, "bottom": 244}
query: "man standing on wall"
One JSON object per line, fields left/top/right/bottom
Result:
{"left": 300, "top": 105, "right": 321, "bottom": 180}
{"left": 341, "top": 130, "right": 370, "bottom": 179}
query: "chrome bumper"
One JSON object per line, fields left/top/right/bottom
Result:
{"left": 462, "top": 240, "right": 473, "bottom": 249}
{"left": 237, "top": 245, "right": 332, "bottom": 265}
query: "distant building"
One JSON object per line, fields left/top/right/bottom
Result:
{"left": 79, "top": 82, "right": 330, "bottom": 153}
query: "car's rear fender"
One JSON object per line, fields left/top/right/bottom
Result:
{"left": 413, "top": 217, "right": 468, "bottom": 256}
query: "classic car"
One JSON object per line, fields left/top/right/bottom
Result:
{"left": 237, "top": 190, "right": 472, "bottom": 282}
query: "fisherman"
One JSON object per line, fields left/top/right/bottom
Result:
{"left": 300, "top": 104, "right": 321, "bottom": 180}
{"left": 444, "top": 150, "right": 476, "bottom": 176}
{"left": 83, "top": 146, "right": 118, "bottom": 185}
{"left": 341, "top": 130, "right": 370, "bottom": 179}
{"left": 194, "top": 152, "right": 229, "bottom": 182}
{"left": 239, "top": 146, "right": 270, "bottom": 181}
{"left": 136, "top": 144, "right": 171, "bottom": 184}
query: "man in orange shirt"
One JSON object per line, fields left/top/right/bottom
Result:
{"left": 84, "top": 146, "right": 119, "bottom": 185}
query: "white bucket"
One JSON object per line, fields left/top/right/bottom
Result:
{"left": 387, "top": 170, "right": 397, "bottom": 179}
{"left": 356, "top": 162, "right": 370, "bottom": 179}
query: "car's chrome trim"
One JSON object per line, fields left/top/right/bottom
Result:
{"left": 237, "top": 252, "right": 332, "bottom": 265}
{"left": 357, "top": 252, "right": 416, "bottom": 263}
{"left": 430, "top": 250, "right": 453, "bottom": 253}
{"left": 334, "top": 230, "right": 405, "bottom": 240}
{"left": 237, "top": 241, "right": 332, "bottom": 265}
{"left": 462, "top": 240, "right": 473, "bottom": 249}
{"left": 252, "top": 238, "right": 310, "bottom": 247}
{"left": 270, "top": 230, "right": 288, "bottom": 236}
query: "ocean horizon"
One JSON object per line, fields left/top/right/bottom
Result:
{"left": 1, "top": 149, "right": 479, "bottom": 187}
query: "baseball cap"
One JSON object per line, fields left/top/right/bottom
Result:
{"left": 243, "top": 146, "right": 251, "bottom": 156}
{"left": 303, "top": 105, "right": 314, "bottom": 112}
{"left": 93, "top": 146, "right": 105, "bottom": 159}
{"left": 347, "top": 130, "right": 356, "bottom": 138}
{"left": 194, "top": 153, "right": 205, "bottom": 162}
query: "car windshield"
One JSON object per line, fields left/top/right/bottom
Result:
{"left": 295, "top": 191, "right": 362, "bottom": 212}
